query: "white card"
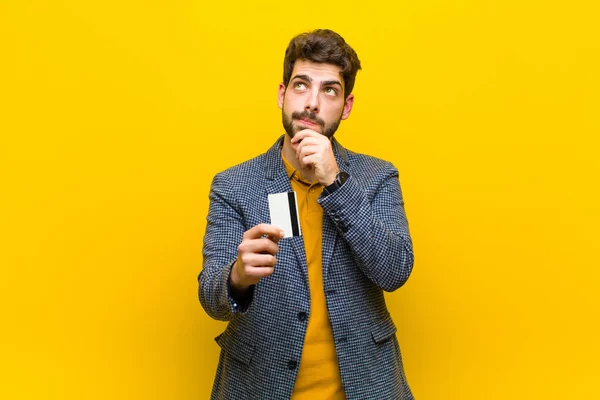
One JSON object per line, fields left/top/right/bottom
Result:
{"left": 268, "top": 192, "right": 302, "bottom": 238}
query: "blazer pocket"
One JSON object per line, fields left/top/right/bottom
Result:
{"left": 370, "top": 317, "right": 398, "bottom": 344}
{"left": 215, "top": 332, "right": 256, "bottom": 366}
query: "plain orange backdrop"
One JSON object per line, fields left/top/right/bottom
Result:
{"left": 1, "top": 1, "right": 599, "bottom": 399}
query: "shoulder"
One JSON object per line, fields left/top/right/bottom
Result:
{"left": 344, "top": 147, "right": 398, "bottom": 180}
{"left": 210, "top": 153, "right": 267, "bottom": 199}
{"left": 212, "top": 136, "right": 283, "bottom": 187}
{"left": 214, "top": 153, "right": 265, "bottom": 181}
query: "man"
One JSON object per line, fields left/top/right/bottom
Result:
{"left": 198, "top": 29, "right": 414, "bottom": 399}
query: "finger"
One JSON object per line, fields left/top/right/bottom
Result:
{"left": 240, "top": 237, "right": 280, "bottom": 255}
{"left": 295, "top": 140, "right": 321, "bottom": 158}
{"left": 241, "top": 253, "right": 278, "bottom": 267}
{"left": 301, "top": 154, "right": 322, "bottom": 169}
{"left": 291, "top": 129, "right": 319, "bottom": 144}
{"left": 266, "top": 233, "right": 282, "bottom": 244}
{"left": 298, "top": 150, "right": 323, "bottom": 169}
{"left": 243, "top": 223, "right": 285, "bottom": 240}
{"left": 245, "top": 266, "right": 275, "bottom": 279}
{"left": 295, "top": 134, "right": 328, "bottom": 149}
{"left": 297, "top": 144, "right": 320, "bottom": 160}
{"left": 295, "top": 136, "right": 321, "bottom": 148}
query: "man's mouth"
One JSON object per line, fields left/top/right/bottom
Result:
{"left": 296, "top": 118, "right": 325, "bottom": 129}
{"left": 297, "top": 118, "right": 317, "bottom": 126}
{"left": 291, "top": 111, "right": 325, "bottom": 129}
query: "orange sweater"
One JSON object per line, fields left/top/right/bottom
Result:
{"left": 282, "top": 154, "right": 345, "bottom": 400}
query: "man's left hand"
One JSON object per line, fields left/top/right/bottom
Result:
{"left": 291, "top": 129, "right": 339, "bottom": 186}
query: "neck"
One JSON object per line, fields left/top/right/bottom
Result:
{"left": 281, "top": 134, "right": 302, "bottom": 171}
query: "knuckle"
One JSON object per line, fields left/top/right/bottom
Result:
{"left": 261, "top": 269, "right": 272, "bottom": 278}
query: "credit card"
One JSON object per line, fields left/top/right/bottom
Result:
{"left": 267, "top": 192, "right": 301, "bottom": 238}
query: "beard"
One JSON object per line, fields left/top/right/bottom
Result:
{"left": 282, "top": 109, "right": 342, "bottom": 139}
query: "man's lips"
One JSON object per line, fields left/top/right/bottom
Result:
{"left": 296, "top": 118, "right": 318, "bottom": 127}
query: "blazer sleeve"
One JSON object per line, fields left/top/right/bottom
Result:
{"left": 318, "top": 164, "right": 414, "bottom": 292}
{"left": 198, "top": 172, "right": 255, "bottom": 321}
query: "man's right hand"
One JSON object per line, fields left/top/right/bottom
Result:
{"left": 230, "top": 223, "right": 284, "bottom": 293}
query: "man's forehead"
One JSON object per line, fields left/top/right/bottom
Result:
{"left": 291, "top": 60, "right": 344, "bottom": 82}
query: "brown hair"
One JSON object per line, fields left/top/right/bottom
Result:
{"left": 283, "top": 29, "right": 362, "bottom": 99}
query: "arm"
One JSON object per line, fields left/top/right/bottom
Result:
{"left": 290, "top": 130, "right": 414, "bottom": 292}
{"left": 198, "top": 172, "right": 283, "bottom": 321}
{"left": 198, "top": 172, "right": 247, "bottom": 321}
{"left": 319, "top": 168, "right": 414, "bottom": 292}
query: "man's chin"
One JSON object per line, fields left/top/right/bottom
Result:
{"left": 297, "top": 126, "right": 321, "bottom": 134}
{"left": 285, "top": 128, "right": 335, "bottom": 140}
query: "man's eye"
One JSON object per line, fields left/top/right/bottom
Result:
{"left": 325, "top": 87, "right": 337, "bottom": 96}
{"left": 294, "top": 82, "right": 306, "bottom": 90}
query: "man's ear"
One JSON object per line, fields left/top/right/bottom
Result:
{"left": 341, "top": 94, "right": 355, "bottom": 120}
{"left": 278, "top": 83, "right": 286, "bottom": 109}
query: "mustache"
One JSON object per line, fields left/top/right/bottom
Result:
{"left": 291, "top": 111, "right": 325, "bottom": 127}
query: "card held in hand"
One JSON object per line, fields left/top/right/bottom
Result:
{"left": 268, "top": 192, "right": 301, "bottom": 238}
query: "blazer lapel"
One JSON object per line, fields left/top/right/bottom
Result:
{"left": 321, "top": 137, "right": 350, "bottom": 283}
{"left": 264, "top": 136, "right": 309, "bottom": 289}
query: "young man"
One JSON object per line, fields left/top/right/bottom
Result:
{"left": 199, "top": 29, "right": 415, "bottom": 399}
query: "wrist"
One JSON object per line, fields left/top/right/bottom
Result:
{"left": 323, "top": 171, "right": 338, "bottom": 187}
{"left": 324, "top": 171, "right": 349, "bottom": 195}
{"left": 229, "top": 261, "right": 248, "bottom": 293}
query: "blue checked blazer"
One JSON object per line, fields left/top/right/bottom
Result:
{"left": 199, "top": 135, "right": 415, "bottom": 400}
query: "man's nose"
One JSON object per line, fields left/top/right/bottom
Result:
{"left": 305, "top": 89, "right": 320, "bottom": 113}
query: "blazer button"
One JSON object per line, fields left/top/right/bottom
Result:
{"left": 297, "top": 312, "right": 307, "bottom": 322}
{"left": 287, "top": 360, "right": 298, "bottom": 370}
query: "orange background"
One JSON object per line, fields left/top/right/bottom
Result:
{"left": 1, "top": 1, "right": 599, "bottom": 398}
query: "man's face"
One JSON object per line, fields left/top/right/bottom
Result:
{"left": 278, "top": 59, "right": 354, "bottom": 139}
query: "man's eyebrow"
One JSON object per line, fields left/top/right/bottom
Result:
{"left": 290, "top": 74, "right": 312, "bottom": 82}
{"left": 321, "top": 80, "right": 343, "bottom": 88}
{"left": 290, "top": 75, "right": 343, "bottom": 88}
